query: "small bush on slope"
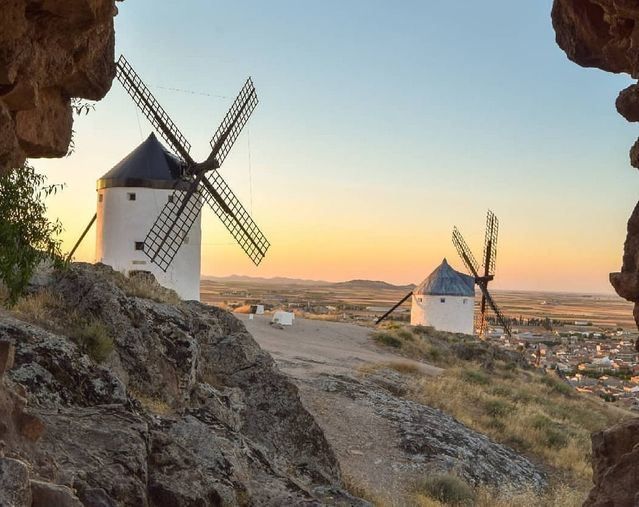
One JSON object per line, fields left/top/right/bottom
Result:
{"left": 367, "top": 325, "right": 632, "bottom": 504}
{"left": 8, "top": 290, "right": 113, "bottom": 363}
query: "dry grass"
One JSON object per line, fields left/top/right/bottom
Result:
{"left": 342, "top": 473, "right": 387, "bottom": 505}
{"left": 359, "top": 360, "right": 422, "bottom": 376}
{"left": 10, "top": 290, "right": 63, "bottom": 326}
{"left": 112, "top": 272, "right": 181, "bottom": 305}
{"left": 301, "top": 312, "right": 342, "bottom": 322}
{"left": 128, "top": 388, "right": 173, "bottom": 415}
{"left": 413, "top": 363, "right": 630, "bottom": 484}
{"left": 9, "top": 290, "right": 114, "bottom": 363}
{"left": 367, "top": 324, "right": 633, "bottom": 501}
{"left": 413, "top": 480, "right": 585, "bottom": 507}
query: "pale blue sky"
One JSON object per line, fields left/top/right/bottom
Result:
{"left": 38, "top": 1, "right": 638, "bottom": 292}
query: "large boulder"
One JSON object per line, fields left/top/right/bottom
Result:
{"left": 585, "top": 418, "right": 639, "bottom": 507}
{"left": 0, "top": 457, "right": 31, "bottom": 507}
{"left": 0, "top": 263, "right": 358, "bottom": 506}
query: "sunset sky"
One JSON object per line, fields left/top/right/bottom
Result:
{"left": 34, "top": 0, "right": 638, "bottom": 293}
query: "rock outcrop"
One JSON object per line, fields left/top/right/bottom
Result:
{"left": 585, "top": 418, "right": 639, "bottom": 506}
{"left": 0, "top": 0, "right": 118, "bottom": 173}
{"left": 308, "top": 370, "right": 546, "bottom": 492}
{"left": 0, "top": 263, "right": 363, "bottom": 506}
{"left": 552, "top": 1, "right": 639, "bottom": 504}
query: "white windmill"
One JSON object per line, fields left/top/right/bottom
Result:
{"left": 69, "top": 55, "right": 270, "bottom": 301}
{"left": 375, "top": 211, "right": 510, "bottom": 338}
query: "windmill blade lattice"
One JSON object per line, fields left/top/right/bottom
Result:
{"left": 483, "top": 210, "right": 499, "bottom": 276}
{"left": 115, "top": 55, "right": 193, "bottom": 163}
{"left": 144, "top": 184, "right": 204, "bottom": 271}
{"left": 116, "top": 54, "right": 270, "bottom": 270}
{"left": 209, "top": 78, "right": 258, "bottom": 167}
{"left": 201, "top": 171, "right": 270, "bottom": 265}
{"left": 478, "top": 284, "right": 511, "bottom": 336}
{"left": 452, "top": 227, "right": 479, "bottom": 277}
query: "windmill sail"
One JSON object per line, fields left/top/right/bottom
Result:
{"left": 452, "top": 213, "right": 511, "bottom": 338}
{"left": 483, "top": 210, "right": 498, "bottom": 277}
{"left": 116, "top": 54, "right": 270, "bottom": 270}
{"left": 116, "top": 55, "right": 192, "bottom": 163}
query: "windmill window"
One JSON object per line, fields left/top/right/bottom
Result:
{"left": 134, "top": 242, "right": 144, "bottom": 251}
{"left": 463, "top": 299, "right": 467, "bottom": 304}
{"left": 440, "top": 298, "right": 446, "bottom": 303}
{"left": 127, "top": 192, "right": 136, "bottom": 201}
{"left": 98, "top": 193, "right": 103, "bottom": 203}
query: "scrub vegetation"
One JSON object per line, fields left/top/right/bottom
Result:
{"left": 367, "top": 324, "right": 632, "bottom": 506}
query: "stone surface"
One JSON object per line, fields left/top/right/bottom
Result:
{"left": 0, "top": 0, "right": 118, "bottom": 173}
{"left": 552, "top": 0, "right": 639, "bottom": 77}
{"left": 307, "top": 370, "right": 546, "bottom": 493}
{"left": 552, "top": 2, "right": 639, "bottom": 505}
{"left": 0, "top": 263, "right": 360, "bottom": 506}
{"left": 0, "top": 340, "right": 15, "bottom": 377}
{"left": 0, "top": 457, "right": 31, "bottom": 507}
{"left": 617, "top": 84, "right": 639, "bottom": 122}
{"left": 584, "top": 418, "right": 639, "bottom": 507}
{"left": 31, "top": 479, "right": 83, "bottom": 507}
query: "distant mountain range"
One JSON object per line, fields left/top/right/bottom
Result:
{"left": 330, "top": 279, "right": 416, "bottom": 290}
{"left": 201, "top": 274, "right": 332, "bottom": 286}
{"left": 202, "top": 275, "right": 414, "bottom": 290}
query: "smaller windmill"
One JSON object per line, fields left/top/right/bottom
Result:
{"left": 452, "top": 210, "right": 511, "bottom": 337}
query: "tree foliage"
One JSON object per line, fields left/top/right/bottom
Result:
{"left": 0, "top": 164, "right": 63, "bottom": 303}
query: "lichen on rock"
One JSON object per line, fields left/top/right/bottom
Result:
{"left": 0, "top": 263, "right": 363, "bottom": 506}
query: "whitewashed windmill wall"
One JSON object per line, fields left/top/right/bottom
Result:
{"left": 95, "top": 133, "right": 202, "bottom": 301}
{"left": 411, "top": 258, "right": 475, "bottom": 335}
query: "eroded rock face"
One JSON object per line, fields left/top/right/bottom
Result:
{"left": 308, "top": 371, "right": 546, "bottom": 492}
{"left": 0, "top": 0, "right": 118, "bottom": 173}
{"left": 0, "top": 263, "right": 362, "bottom": 506}
{"left": 585, "top": 418, "right": 639, "bottom": 507}
{"left": 552, "top": 0, "right": 639, "bottom": 77}
{"left": 552, "top": 2, "right": 639, "bottom": 505}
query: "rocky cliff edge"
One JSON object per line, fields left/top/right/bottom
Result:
{"left": 0, "top": 263, "right": 363, "bottom": 506}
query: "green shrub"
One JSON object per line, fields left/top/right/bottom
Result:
{"left": 540, "top": 375, "right": 573, "bottom": 396}
{"left": 483, "top": 398, "right": 513, "bottom": 418}
{"left": 530, "top": 414, "right": 552, "bottom": 431}
{"left": 72, "top": 319, "right": 113, "bottom": 362}
{"left": 0, "top": 164, "right": 64, "bottom": 303}
{"left": 490, "top": 385, "right": 513, "bottom": 398}
{"left": 544, "top": 427, "right": 569, "bottom": 449}
{"left": 461, "top": 368, "right": 490, "bottom": 385}
{"left": 412, "top": 325, "right": 433, "bottom": 335}
{"left": 396, "top": 328, "right": 414, "bottom": 341}
{"left": 418, "top": 473, "right": 475, "bottom": 505}
{"left": 372, "top": 332, "right": 402, "bottom": 348}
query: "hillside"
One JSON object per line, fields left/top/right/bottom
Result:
{"left": 0, "top": 264, "right": 362, "bottom": 506}
{"left": 367, "top": 325, "right": 632, "bottom": 505}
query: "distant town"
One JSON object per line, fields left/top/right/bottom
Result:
{"left": 482, "top": 320, "right": 639, "bottom": 409}
{"left": 200, "top": 276, "right": 639, "bottom": 408}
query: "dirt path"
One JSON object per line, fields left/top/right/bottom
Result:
{"left": 237, "top": 315, "right": 441, "bottom": 502}
{"left": 238, "top": 315, "right": 441, "bottom": 379}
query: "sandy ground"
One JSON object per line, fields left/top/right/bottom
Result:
{"left": 237, "top": 315, "right": 441, "bottom": 502}
{"left": 237, "top": 314, "right": 440, "bottom": 379}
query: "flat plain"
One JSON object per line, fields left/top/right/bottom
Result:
{"left": 200, "top": 277, "right": 636, "bottom": 330}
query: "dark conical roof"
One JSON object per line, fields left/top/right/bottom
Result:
{"left": 414, "top": 258, "right": 475, "bottom": 297}
{"left": 97, "top": 133, "right": 188, "bottom": 190}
